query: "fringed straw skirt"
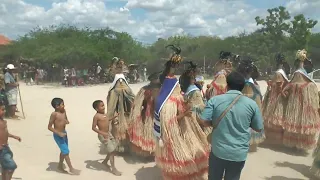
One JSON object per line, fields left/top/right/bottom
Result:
{"left": 282, "top": 82, "right": 320, "bottom": 150}
{"left": 107, "top": 82, "right": 135, "bottom": 152}
{"left": 155, "top": 95, "right": 208, "bottom": 179}
{"left": 311, "top": 136, "right": 320, "bottom": 178}
{"left": 263, "top": 91, "right": 287, "bottom": 145}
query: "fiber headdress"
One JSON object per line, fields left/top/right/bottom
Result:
{"left": 159, "top": 45, "right": 183, "bottom": 84}
{"left": 296, "top": 49, "right": 307, "bottom": 62}
{"left": 295, "top": 49, "right": 313, "bottom": 73}
{"left": 237, "top": 56, "right": 260, "bottom": 79}
{"left": 275, "top": 53, "right": 291, "bottom": 75}
{"left": 165, "top": 44, "right": 183, "bottom": 65}
{"left": 275, "top": 53, "right": 286, "bottom": 65}
{"left": 214, "top": 51, "right": 235, "bottom": 74}
{"left": 179, "top": 61, "right": 198, "bottom": 93}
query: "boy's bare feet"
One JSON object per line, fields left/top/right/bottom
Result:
{"left": 57, "top": 165, "right": 68, "bottom": 174}
{"left": 8, "top": 115, "right": 20, "bottom": 120}
{"left": 102, "top": 160, "right": 111, "bottom": 169}
{"left": 70, "top": 168, "right": 81, "bottom": 175}
{"left": 102, "top": 159, "right": 108, "bottom": 165}
{"left": 111, "top": 168, "right": 122, "bottom": 176}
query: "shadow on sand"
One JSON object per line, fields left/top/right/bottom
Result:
{"left": 84, "top": 159, "right": 111, "bottom": 172}
{"left": 275, "top": 161, "right": 315, "bottom": 179}
{"left": 258, "top": 142, "right": 309, "bottom": 157}
{"left": 264, "top": 176, "right": 304, "bottom": 180}
{"left": 135, "top": 166, "right": 162, "bottom": 180}
{"left": 46, "top": 162, "right": 69, "bottom": 174}
{"left": 0, "top": 175, "right": 22, "bottom": 180}
{"left": 264, "top": 161, "right": 316, "bottom": 180}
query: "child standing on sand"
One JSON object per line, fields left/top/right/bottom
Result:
{"left": 0, "top": 100, "right": 21, "bottom": 180}
{"left": 48, "top": 98, "right": 80, "bottom": 175}
{"left": 92, "top": 100, "right": 121, "bottom": 176}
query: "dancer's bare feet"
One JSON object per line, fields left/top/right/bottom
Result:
{"left": 70, "top": 168, "right": 81, "bottom": 175}
{"left": 111, "top": 168, "right": 122, "bottom": 176}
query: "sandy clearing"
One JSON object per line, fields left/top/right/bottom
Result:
{"left": 5, "top": 80, "right": 317, "bottom": 180}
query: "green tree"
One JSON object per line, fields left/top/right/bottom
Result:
{"left": 288, "top": 14, "right": 318, "bottom": 50}
{"left": 255, "top": 6, "right": 291, "bottom": 51}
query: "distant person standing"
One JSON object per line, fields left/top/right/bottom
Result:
{"left": 4, "top": 64, "right": 19, "bottom": 119}
{"left": 63, "top": 68, "right": 69, "bottom": 87}
{"left": 96, "top": 63, "right": 102, "bottom": 79}
{"left": 143, "top": 67, "right": 147, "bottom": 81}
{"left": 71, "top": 68, "right": 76, "bottom": 86}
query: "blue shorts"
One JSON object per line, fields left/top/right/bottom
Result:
{"left": 53, "top": 131, "right": 70, "bottom": 155}
{"left": 0, "top": 145, "right": 17, "bottom": 170}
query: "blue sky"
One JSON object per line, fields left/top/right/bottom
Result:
{"left": 1, "top": 0, "right": 319, "bottom": 43}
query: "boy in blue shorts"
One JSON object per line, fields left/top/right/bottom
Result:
{"left": 48, "top": 98, "right": 80, "bottom": 175}
{"left": 0, "top": 100, "right": 21, "bottom": 180}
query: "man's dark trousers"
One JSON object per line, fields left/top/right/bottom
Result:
{"left": 208, "top": 152, "right": 245, "bottom": 180}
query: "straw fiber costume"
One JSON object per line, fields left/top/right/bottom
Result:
{"left": 154, "top": 45, "right": 209, "bottom": 180}
{"left": 128, "top": 72, "right": 161, "bottom": 157}
{"left": 237, "top": 57, "right": 265, "bottom": 151}
{"left": 311, "top": 93, "right": 320, "bottom": 178}
{"left": 195, "top": 75, "right": 205, "bottom": 99}
{"left": 263, "top": 53, "right": 290, "bottom": 145}
{"left": 205, "top": 51, "right": 239, "bottom": 101}
{"left": 106, "top": 57, "right": 135, "bottom": 153}
{"left": 180, "top": 61, "right": 212, "bottom": 136}
{"left": 282, "top": 49, "right": 320, "bottom": 151}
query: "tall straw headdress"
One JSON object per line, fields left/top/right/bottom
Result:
{"left": 214, "top": 51, "right": 236, "bottom": 74}
{"left": 159, "top": 45, "right": 183, "bottom": 84}
{"left": 165, "top": 44, "right": 183, "bottom": 65}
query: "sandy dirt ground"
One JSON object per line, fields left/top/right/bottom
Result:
{"left": 5, "top": 80, "right": 319, "bottom": 180}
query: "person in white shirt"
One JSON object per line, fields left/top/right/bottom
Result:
{"left": 143, "top": 67, "right": 147, "bottom": 82}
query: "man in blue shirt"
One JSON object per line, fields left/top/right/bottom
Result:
{"left": 199, "top": 71, "right": 263, "bottom": 180}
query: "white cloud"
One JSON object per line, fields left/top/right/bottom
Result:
{"left": 285, "top": 0, "right": 320, "bottom": 32}
{"left": 1, "top": 0, "right": 319, "bottom": 43}
{"left": 216, "top": 18, "right": 229, "bottom": 27}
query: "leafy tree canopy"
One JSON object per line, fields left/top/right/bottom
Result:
{"left": 0, "top": 6, "right": 319, "bottom": 72}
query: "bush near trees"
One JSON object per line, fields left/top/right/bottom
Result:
{"left": 0, "top": 6, "right": 319, "bottom": 72}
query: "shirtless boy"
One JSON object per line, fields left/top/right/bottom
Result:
{"left": 48, "top": 98, "right": 80, "bottom": 175}
{"left": 0, "top": 100, "right": 21, "bottom": 180}
{"left": 92, "top": 100, "right": 121, "bottom": 176}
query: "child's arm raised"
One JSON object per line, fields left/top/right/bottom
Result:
{"left": 48, "top": 112, "right": 66, "bottom": 137}
{"left": 92, "top": 116, "right": 109, "bottom": 138}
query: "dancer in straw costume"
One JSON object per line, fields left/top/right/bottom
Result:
{"left": 205, "top": 51, "right": 239, "bottom": 101}
{"left": 154, "top": 45, "right": 209, "bottom": 180}
{"left": 282, "top": 49, "right": 320, "bottom": 152}
{"left": 128, "top": 71, "right": 161, "bottom": 157}
{"left": 311, "top": 93, "right": 320, "bottom": 178}
{"left": 180, "top": 61, "right": 212, "bottom": 136}
{"left": 195, "top": 75, "right": 206, "bottom": 100}
{"left": 237, "top": 57, "right": 265, "bottom": 152}
{"left": 106, "top": 57, "right": 135, "bottom": 153}
{"left": 263, "top": 53, "right": 290, "bottom": 145}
